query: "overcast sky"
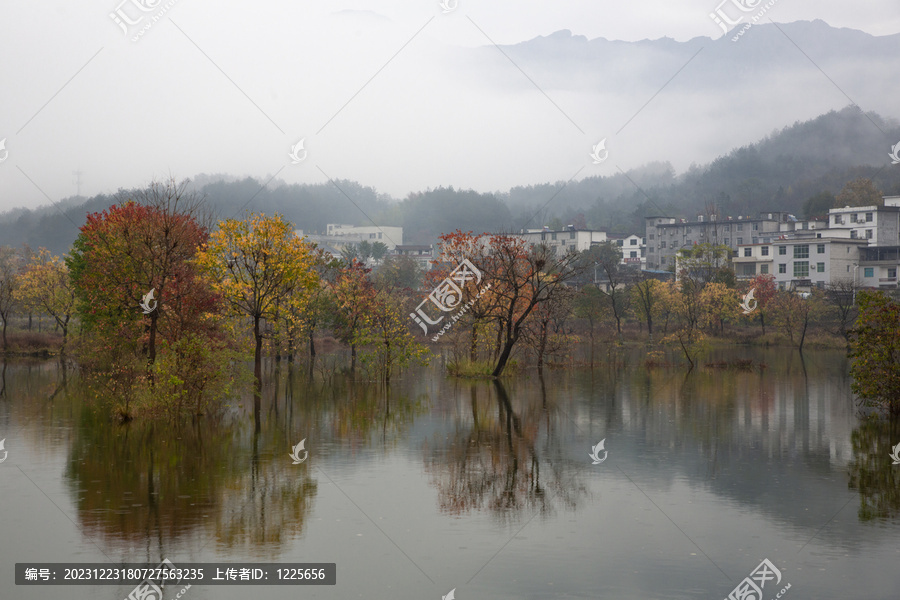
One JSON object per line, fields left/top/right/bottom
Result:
{"left": 1, "top": 0, "right": 898, "bottom": 214}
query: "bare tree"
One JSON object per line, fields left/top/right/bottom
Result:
{"left": 826, "top": 278, "right": 859, "bottom": 348}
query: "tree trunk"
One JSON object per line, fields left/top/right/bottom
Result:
{"left": 469, "top": 325, "right": 478, "bottom": 362}
{"left": 253, "top": 314, "right": 263, "bottom": 432}
{"left": 492, "top": 337, "right": 516, "bottom": 377}
{"left": 309, "top": 328, "right": 316, "bottom": 358}
{"left": 148, "top": 312, "right": 158, "bottom": 365}
{"left": 350, "top": 343, "right": 356, "bottom": 373}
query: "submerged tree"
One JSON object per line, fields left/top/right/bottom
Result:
{"left": 15, "top": 248, "right": 76, "bottom": 356}
{"left": 195, "top": 212, "right": 319, "bottom": 413}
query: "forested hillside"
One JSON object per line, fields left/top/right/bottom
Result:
{"left": 2, "top": 106, "right": 898, "bottom": 255}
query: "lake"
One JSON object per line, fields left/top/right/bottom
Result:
{"left": 0, "top": 347, "right": 898, "bottom": 599}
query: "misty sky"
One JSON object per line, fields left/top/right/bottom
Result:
{"left": 1, "top": 0, "right": 898, "bottom": 214}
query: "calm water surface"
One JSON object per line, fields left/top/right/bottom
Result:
{"left": 0, "top": 348, "right": 898, "bottom": 599}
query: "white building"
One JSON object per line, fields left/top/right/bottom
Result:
{"left": 826, "top": 202, "right": 900, "bottom": 246}
{"left": 519, "top": 228, "right": 607, "bottom": 256}
{"left": 324, "top": 224, "right": 404, "bottom": 250}
{"left": 609, "top": 234, "right": 646, "bottom": 268}
{"left": 734, "top": 233, "right": 867, "bottom": 290}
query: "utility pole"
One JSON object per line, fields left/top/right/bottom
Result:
{"left": 73, "top": 169, "right": 83, "bottom": 196}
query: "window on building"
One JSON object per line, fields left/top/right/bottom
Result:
{"left": 794, "top": 245, "right": 809, "bottom": 259}
{"left": 817, "top": 244, "right": 825, "bottom": 254}
{"left": 763, "top": 237, "right": 771, "bottom": 244}
{"left": 660, "top": 241, "right": 667, "bottom": 249}
{"left": 630, "top": 238, "right": 637, "bottom": 245}
{"left": 670, "top": 229, "right": 675, "bottom": 236}
{"left": 737, "top": 237, "right": 743, "bottom": 245}
{"left": 851, "top": 230, "right": 858, "bottom": 239}
{"left": 794, "top": 262, "right": 809, "bottom": 278}
{"left": 863, "top": 267, "right": 874, "bottom": 277}
{"left": 865, "top": 229, "right": 873, "bottom": 239}
{"left": 834, "top": 215, "right": 843, "bottom": 225}
{"left": 778, "top": 246, "right": 786, "bottom": 255}
{"left": 649, "top": 247, "right": 655, "bottom": 253}
{"left": 889, "top": 267, "right": 897, "bottom": 278}
{"left": 752, "top": 237, "right": 758, "bottom": 244}
{"left": 725, "top": 238, "right": 730, "bottom": 245}
{"left": 851, "top": 214, "right": 858, "bottom": 223}
{"left": 737, "top": 224, "right": 744, "bottom": 231}
{"left": 725, "top": 224, "right": 731, "bottom": 232}
{"left": 616, "top": 239, "right": 623, "bottom": 246}
{"left": 569, "top": 232, "right": 575, "bottom": 239}
{"left": 570, "top": 245, "right": 576, "bottom": 253}
{"left": 753, "top": 223, "right": 759, "bottom": 231}
{"left": 779, "top": 264, "right": 786, "bottom": 274}
{"left": 686, "top": 227, "right": 692, "bottom": 234}
{"left": 744, "top": 248, "right": 752, "bottom": 257}
{"left": 551, "top": 233, "right": 557, "bottom": 240}
{"left": 817, "top": 262, "right": 824, "bottom": 273}
{"left": 629, "top": 251, "right": 637, "bottom": 258}
{"left": 649, "top": 233, "right": 655, "bottom": 240}
{"left": 761, "top": 264, "right": 769, "bottom": 274}
{"left": 761, "top": 246, "right": 769, "bottom": 256}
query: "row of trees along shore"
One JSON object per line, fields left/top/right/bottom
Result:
{"left": 0, "top": 180, "right": 897, "bottom": 421}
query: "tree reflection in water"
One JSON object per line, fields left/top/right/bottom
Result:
{"left": 424, "top": 378, "right": 588, "bottom": 521}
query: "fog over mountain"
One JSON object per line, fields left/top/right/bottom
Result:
{"left": 1, "top": 3, "right": 897, "bottom": 214}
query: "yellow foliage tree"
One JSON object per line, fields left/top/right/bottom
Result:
{"left": 195, "top": 213, "right": 319, "bottom": 408}
{"left": 15, "top": 248, "right": 76, "bottom": 355}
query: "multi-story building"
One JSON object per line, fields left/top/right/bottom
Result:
{"left": 857, "top": 245, "right": 900, "bottom": 289}
{"left": 733, "top": 233, "right": 867, "bottom": 290}
{"left": 608, "top": 234, "right": 646, "bottom": 268}
{"left": 645, "top": 212, "right": 793, "bottom": 270}
{"left": 826, "top": 201, "right": 900, "bottom": 246}
{"left": 519, "top": 227, "right": 607, "bottom": 256}
{"left": 325, "top": 223, "right": 404, "bottom": 250}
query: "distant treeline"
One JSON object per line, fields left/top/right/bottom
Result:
{"left": 2, "top": 106, "right": 899, "bottom": 256}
